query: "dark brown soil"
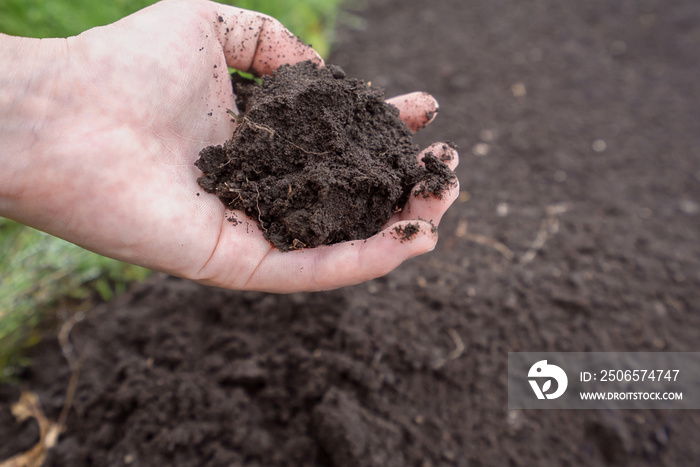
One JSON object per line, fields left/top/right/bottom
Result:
{"left": 195, "top": 61, "right": 454, "bottom": 251}
{"left": 393, "top": 222, "right": 422, "bottom": 242}
{"left": 2, "top": 0, "right": 700, "bottom": 466}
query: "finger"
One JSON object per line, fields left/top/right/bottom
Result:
{"left": 205, "top": 4, "right": 324, "bottom": 75}
{"left": 416, "top": 141, "right": 460, "bottom": 172}
{"left": 401, "top": 176, "right": 460, "bottom": 226}
{"left": 242, "top": 220, "right": 438, "bottom": 293}
{"left": 387, "top": 143, "right": 459, "bottom": 225}
{"left": 386, "top": 92, "right": 439, "bottom": 132}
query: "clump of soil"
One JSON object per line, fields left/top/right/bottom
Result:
{"left": 195, "top": 61, "right": 454, "bottom": 251}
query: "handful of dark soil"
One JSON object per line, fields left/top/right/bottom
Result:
{"left": 195, "top": 61, "right": 454, "bottom": 251}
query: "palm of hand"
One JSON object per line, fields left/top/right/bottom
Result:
{"left": 58, "top": 0, "right": 458, "bottom": 292}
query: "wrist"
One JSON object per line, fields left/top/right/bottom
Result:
{"left": 0, "top": 34, "right": 70, "bottom": 221}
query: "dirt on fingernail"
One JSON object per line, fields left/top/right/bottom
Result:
{"left": 195, "top": 61, "right": 455, "bottom": 251}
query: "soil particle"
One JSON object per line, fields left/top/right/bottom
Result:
{"left": 438, "top": 142, "right": 458, "bottom": 163}
{"left": 393, "top": 223, "right": 421, "bottom": 242}
{"left": 195, "top": 61, "right": 454, "bottom": 251}
{"left": 414, "top": 152, "right": 455, "bottom": 198}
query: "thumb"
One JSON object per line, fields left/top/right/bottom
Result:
{"left": 200, "top": 1, "right": 324, "bottom": 75}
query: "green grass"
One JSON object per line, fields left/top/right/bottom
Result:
{"left": 0, "top": 0, "right": 154, "bottom": 39}
{"left": 0, "top": 219, "right": 151, "bottom": 380}
{"left": 233, "top": 0, "right": 339, "bottom": 58}
{"left": 0, "top": 0, "right": 347, "bottom": 381}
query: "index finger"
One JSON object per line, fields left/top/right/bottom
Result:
{"left": 203, "top": 2, "right": 324, "bottom": 75}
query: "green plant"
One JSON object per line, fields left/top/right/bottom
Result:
{"left": 233, "top": 0, "right": 341, "bottom": 58}
{"left": 0, "top": 0, "right": 155, "bottom": 38}
{"left": 0, "top": 219, "right": 151, "bottom": 380}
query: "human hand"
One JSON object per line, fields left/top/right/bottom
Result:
{"left": 0, "top": 0, "right": 459, "bottom": 293}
